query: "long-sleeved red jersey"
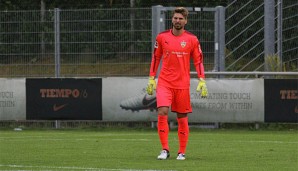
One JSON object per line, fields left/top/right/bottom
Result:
{"left": 149, "top": 29, "right": 205, "bottom": 89}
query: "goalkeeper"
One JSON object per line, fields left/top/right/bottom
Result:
{"left": 146, "top": 7, "right": 208, "bottom": 161}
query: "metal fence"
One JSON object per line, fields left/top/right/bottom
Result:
{"left": 279, "top": 0, "right": 298, "bottom": 70}
{"left": 0, "top": 7, "right": 219, "bottom": 78}
{"left": 0, "top": 1, "right": 297, "bottom": 78}
{"left": 0, "top": 8, "right": 153, "bottom": 77}
{"left": 225, "top": 0, "right": 297, "bottom": 72}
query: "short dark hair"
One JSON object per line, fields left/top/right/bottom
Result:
{"left": 172, "top": 7, "right": 189, "bottom": 19}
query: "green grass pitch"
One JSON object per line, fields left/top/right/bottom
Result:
{"left": 0, "top": 128, "right": 297, "bottom": 171}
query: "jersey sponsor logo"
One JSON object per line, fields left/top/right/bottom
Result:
{"left": 181, "top": 41, "right": 186, "bottom": 48}
{"left": 171, "top": 51, "right": 188, "bottom": 57}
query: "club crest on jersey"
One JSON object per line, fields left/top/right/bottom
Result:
{"left": 180, "top": 41, "right": 186, "bottom": 48}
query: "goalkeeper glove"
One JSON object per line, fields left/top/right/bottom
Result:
{"left": 196, "top": 78, "right": 208, "bottom": 98}
{"left": 146, "top": 76, "right": 156, "bottom": 95}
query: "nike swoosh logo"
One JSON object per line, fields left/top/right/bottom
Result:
{"left": 142, "top": 94, "right": 156, "bottom": 106}
{"left": 53, "top": 104, "right": 68, "bottom": 112}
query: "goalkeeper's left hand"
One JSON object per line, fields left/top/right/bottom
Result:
{"left": 196, "top": 78, "right": 208, "bottom": 98}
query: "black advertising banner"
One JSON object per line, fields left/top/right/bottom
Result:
{"left": 26, "top": 78, "right": 102, "bottom": 120}
{"left": 264, "top": 79, "right": 298, "bottom": 123}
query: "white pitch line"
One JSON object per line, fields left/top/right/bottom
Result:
{"left": 191, "top": 140, "right": 298, "bottom": 144}
{"left": 0, "top": 164, "right": 176, "bottom": 171}
{"left": 0, "top": 133, "right": 156, "bottom": 140}
{"left": 1, "top": 137, "right": 297, "bottom": 144}
{"left": 111, "top": 138, "right": 152, "bottom": 141}
{"left": 1, "top": 134, "right": 297, "bottom": 144}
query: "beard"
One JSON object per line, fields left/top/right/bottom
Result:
{"left": 173, "top": 23, "right": 183, "bottom": 30}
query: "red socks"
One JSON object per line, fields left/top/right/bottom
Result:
{"left": 177, "top": 116, "right": 189, "bottom": 154}
{"left": 158, "top": 115, "right": 189, "bottom": 154}
{"left": 157, "top": 115, "right": 169, "bottom": 151}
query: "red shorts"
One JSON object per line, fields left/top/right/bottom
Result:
{"left": 156, "top": 85, "right": 192, "bottom": 114}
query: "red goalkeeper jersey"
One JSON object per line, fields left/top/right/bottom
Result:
{"left": 149, "top": 29, "right": 205, "bottom": 89}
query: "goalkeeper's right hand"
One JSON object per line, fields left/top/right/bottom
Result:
{"left": 146, "top": 76, "right": 156, "bottom": 95}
